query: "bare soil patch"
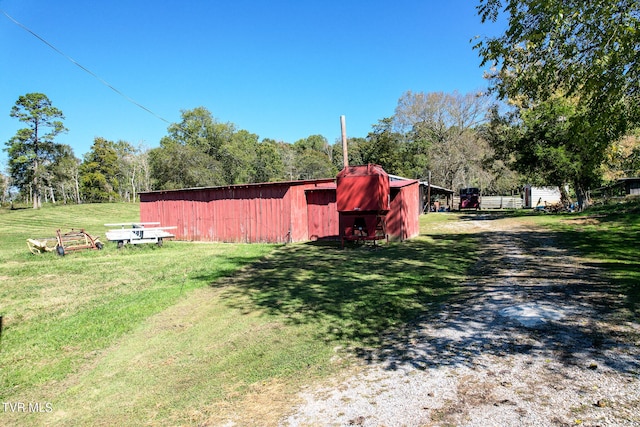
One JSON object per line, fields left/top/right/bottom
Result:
{"left": 281, "top": 216, "right": 640, "bottom": 426}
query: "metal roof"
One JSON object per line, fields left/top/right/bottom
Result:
{"left": 138, "top": 178, "right": 336, "bottom": 195}
{"left": 419, "top": 182, "right": 455, "bottom": 194}
{"left": 388, "top": 173, "right": 453, "bottom": 193}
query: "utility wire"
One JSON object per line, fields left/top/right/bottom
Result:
{"left": 1, "top": 9, "right": 170, "bottom": 124}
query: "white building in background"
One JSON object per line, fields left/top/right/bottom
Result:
{"left": 523, "top": 185, "right": 562, "bottom": 208}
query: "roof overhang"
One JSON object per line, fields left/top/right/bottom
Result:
{"left": 139, "top": 178, "right": 336, "bottom": 195}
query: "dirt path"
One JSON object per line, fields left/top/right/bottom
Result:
{"left": 281, "top": 216, "right": 640, "bottom": 426}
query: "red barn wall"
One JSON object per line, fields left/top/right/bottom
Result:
{"left": 387, "top": 180, "right": 420, "bottom": 241}
{"left": 336, "top": 164, "right": 390, "bottom": 212}
{"left": 139, "top": 177, "right": 419, "bottom": 244}
{"left": 289, "top": 185, "right": 309, "bottom": 242}
{"left": 305, "top": 188, "right": 339, "bottom": 240}
{"left": 139, "top": 180, "right": 334, "bottom": 243}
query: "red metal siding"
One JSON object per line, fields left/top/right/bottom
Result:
{"left": 336, "top": 164, "right": 391, "bottom": 212}
{"left": 139, "top": 177, "right": 419, "bottom": 244}
{"left": 289, "top": 185, "right": 307, "bottom": 242}
{"left": 140, "top": 185, "right": 291, "bottom": 243}
{"left": 139, "top": 180, "right": 334, "bottom": 243}
{"left": 306, "top": 189, "right": 339, "bottom": 240}
{"left": 386, "top": 181, "right": 420, "bottom": 241}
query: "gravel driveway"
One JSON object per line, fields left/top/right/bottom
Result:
{"left": 281, "top": 216, "right": 640, "bottom": 426}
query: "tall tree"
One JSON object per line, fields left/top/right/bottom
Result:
{"left": 111, "top": 140, "right": 147, "bottom": 202}
{"left": 278, "top": 142, "right": 298, "bottom": 181}
{"left": 162, "top": 106, "right": 234, "bottom": 157}
{"left": 361, "top": 118, "right": 405, "bottom": 175}
{"left": 293, "top": 135, "right": 337, "bottom": 180}
{"left": 254, "top": 139, "right": 286, "bottom": 183}
{"left": 148, "top": 143, "right": 222, "bottom": 190}
{"left": 476, "top": 0, "right": 639, "bottom": 125}
{"left": 295, "top": 150, "right": 338, "bottom": 180}
{"left": 49, "top": 144, "right": 81, "bottom": 204}
{"left": 484, "top": 95, "right": 611, "bottom": 206}
{"left": 5, "top": 93, "right": 67, "bottom": 208}
{"left": 393, "top": 91, "right": 491, "bottom": 187}
{"left": 79, "top": 137, "right": 120, "bottom": 202}
{"left": 476, "top": 0, "right": 640, "bottom": 204}
{"left": 219, "top": 129, "right": 258, "bottom": 184}
{"left": 602, "top": 131, "right": 640, "bottom": 182}
{"left": 123, "top": 144, "right": 152, "bottom": 201}
{"left": 151, "top": 107, "right": 234, "bottom": 189}
{"left": 0, "top": 172, "right": 10, "bottom": 204}
{"left": 332, "top": 137, "right": 368, "bottom": 171}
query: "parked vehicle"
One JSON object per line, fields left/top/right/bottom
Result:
{"left": 459, "top": 187, "right": 481, "bottom": 210}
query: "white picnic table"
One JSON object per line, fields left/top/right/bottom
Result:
{"left": 104, "top": 222, "right": 176, "bottom": 248}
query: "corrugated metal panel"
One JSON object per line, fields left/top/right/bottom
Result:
{"left": 140, "top": 180, "right": 335, "bottom": 243}
{"left": 481, "top": 196, "right": 524, "bottom": 209}
{"left": 336, "top": 164, "right": 390, "bottom": 212}
{"left": 288, "top": 186, "right": 306, "bottom": 242}
{"left": 618, "top": 178, "right": 640, "bottom": 195}
{"left": 139, "top": 177, "right": 420, "bottom": 244}
{"left": 306, "top": 189, "right": 339, "bottom": 240}
{"left": 140, "top": 185, "right": 288, "bottom": 243}
{"left": 387, "top": 181, "right": 420, "bottom": 241}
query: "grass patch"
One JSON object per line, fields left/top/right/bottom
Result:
{"left": 3, "top": 201, "right": 638, "bottom": 426}
{"left": 528, "top": 198, "right": 640, "bottom": 318}
{"left": 0, "top": 205, "right": 480, "bottom": 426}
{"left": 0, "top": 203, "right": 274, "bottom": 400}
{"left": 218, "top": 228, "right": 479, "bottom": 347}
{"left": 48, "top": 287, "right": 333, "bottom": 426}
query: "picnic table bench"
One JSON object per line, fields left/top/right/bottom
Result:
{"left": 104, "top": 222, "right": 176, "bottom": 248}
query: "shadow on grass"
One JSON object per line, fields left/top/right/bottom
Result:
{"left": 208, "top": 234, "right": 480, "bottom": 348}
{"left": 205, "top": 211, "right": 639, "bottom": 375}
{"left": 550, "top": 218, "right": 640, "bottom": 316}
{"left": 457, "top": 209, "right": 538, "bottom": 221}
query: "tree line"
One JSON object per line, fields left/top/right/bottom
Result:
{"left": 3, "top": 88, "right": 639, "bottom": 209}
{"left": 4, "top": 0, "right": 640, "bottom": 209}
{"left": 0, "top": 91, "right": 501, "bottom": 208}
{"left": 2, "top": 93, "right": 152, "bottom": 208}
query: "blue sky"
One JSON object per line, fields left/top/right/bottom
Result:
{"left": 0, "top": 0, "right": 504, "bottom": 167}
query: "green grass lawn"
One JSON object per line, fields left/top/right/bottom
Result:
{"left": 1, "top": 200, "right": 637, "bottom": 426}
{"left": 0, "top": 204, "right": 275, "bottom": 421}
{"left": 535, "top": 198, "right": 640, "bottom": 318}
{"left": 0, "top": 203, "right": 480, "bottom": 426}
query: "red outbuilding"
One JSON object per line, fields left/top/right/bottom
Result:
{"left": 337, "top": 164, "right": 391, "bottom": 246}
{"left": 387, "top": 178, "right": 420, "bottom": 241}
{"left": 139, "top": 166, "right": 419, "bottom": 244}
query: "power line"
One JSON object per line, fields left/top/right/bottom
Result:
{"left": 1, "top": 8, "right": 170, "bottom": 124}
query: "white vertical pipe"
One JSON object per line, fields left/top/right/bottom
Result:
{"left": 340, "top": 115, "right": 348, "bottom": 168}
